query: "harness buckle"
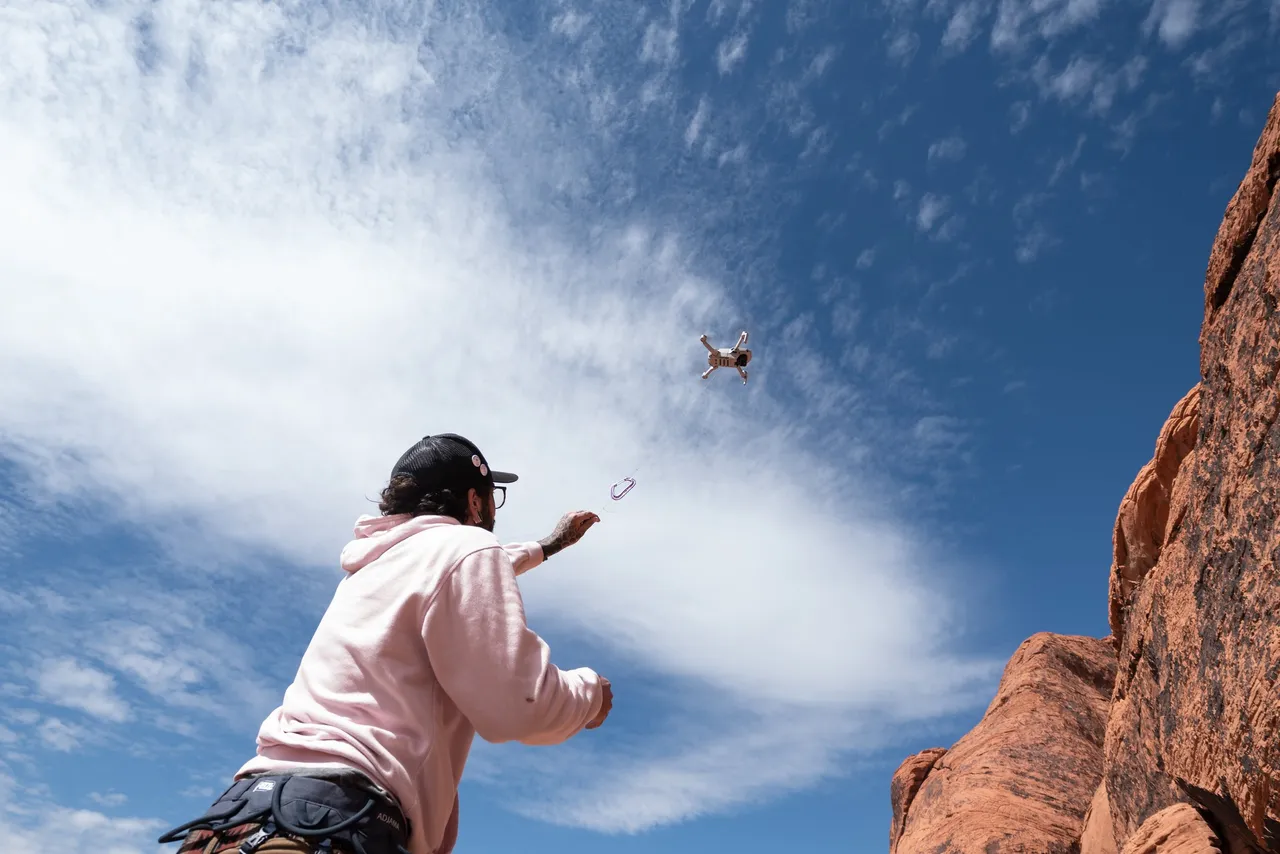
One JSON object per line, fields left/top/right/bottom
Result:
{"left": 239, "top": 825, "right": 272, "bottom": 853}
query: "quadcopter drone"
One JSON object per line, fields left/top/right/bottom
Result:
{"left": 700, "top": 331, "right": 752, "bottom": 383}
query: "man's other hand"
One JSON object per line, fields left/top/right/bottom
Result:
{"left": 585, "top": 677, "right": 612, "bottom": 730}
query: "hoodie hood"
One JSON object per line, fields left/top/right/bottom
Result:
{"left": 339, "top": 513, "right": 459, "bottom": 574}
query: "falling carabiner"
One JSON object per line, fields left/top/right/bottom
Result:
{"left": 610, "top": 477, "right": 636, "bottom": 500}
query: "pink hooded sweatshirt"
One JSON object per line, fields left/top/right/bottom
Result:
{"left": 236, "top": 513, "right": 604, "bottom": 854}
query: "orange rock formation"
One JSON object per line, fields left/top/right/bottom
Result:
{"left": 891, "top": 90, "right": 1280, "bottom": 854}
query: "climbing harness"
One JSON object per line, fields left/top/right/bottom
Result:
{"left": 157, "top": 775, "right": 411, "bottom": 854}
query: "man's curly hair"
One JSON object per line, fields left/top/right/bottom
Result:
{"left": 378, "top": 474, "right": 490, "bottom": 523}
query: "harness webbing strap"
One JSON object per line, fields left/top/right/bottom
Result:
{"left": 157, "top": 775, "right": 410, "bottom": 854}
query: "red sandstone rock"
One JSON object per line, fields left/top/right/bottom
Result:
{"left": 889, "top": 747, "right": 946, "bottom": 854}
{"left": 1108, "top": 384, "right": 1200, "bottom": 651}
{"left": 1102, "top": 91, "right": 1280, "bottom": 854}
{"left": 887, "top": 89, "right": 1280, "bottom": 854}
{"left": 1204, "top": 93, "right": 1280, "bottom": 324}
{"left": 1118, "top": 804, "right": 1223, "bottom": 854}
{"left": 1081, "top": 782, "right": 1120, "bottom": 854}
{"left": 1097, "top": 686, "right": 1190, "bottom": 847}
{"left": 893, "top": 634, "right": 1115, "bottom": 854}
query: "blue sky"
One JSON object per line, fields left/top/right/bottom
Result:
{"left": 1, "top": 0, "right": 1278, "bottom": 852}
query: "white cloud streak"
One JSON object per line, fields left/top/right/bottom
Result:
{"left": 0, "top": 771, "right": 165, "bottom": 854}
{"left": 886, "top": 29, "right": 921, "bottom": 65}
{"left": 685, "top": 96, "right": 710, "bottom": 147}
{"left": 37, "top": 719, "right": 84, "bottom": 752}
{"left": 2, "top": 580, "right": 289, "bottom": 742}
{"left": 942, "top": 0, "right": 986, "bottom": 50}
{"left": 1029, "top": 54, "right": 1147, "bottom": 116}
{"left": 716, "top": 31, "right": 749, "bottom": 74}
{"left": 917, "top": 194, "right": 951, "bottom": 231}
{"left": 992, "top": 0, "right": 1108, "bottom": 52}
{"left": 0, "top": 0, "right": 1000, "bottom": 834}
{"left": 35, "top": 658, "right": 131, "bottom": 723}
{"left": 1144, "top": 0, "right": 1202, "bottom": 48}
{"left": 928, "top": 135, "right": 968, "bottom": 163}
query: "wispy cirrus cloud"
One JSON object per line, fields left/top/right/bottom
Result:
{"left": 1013, "top": 192, "right": 1061, "bottom": 262}
{"left": 716, "top": 31, "right": 750, "bottom": 74}
{"left": 876, "top": 0, "right": 1269, "bottom": 157}
{"left": 1028, "top": 54, "right": 1148, "bottom": 115}
{"left": 990, "top": 0, "right": 1110, "bottom": 53}
{"left": 686, "top": 96, "right": 711, "bottom": 148}
{"left": 38, "top": 719, "right": 85, "bottom": 752}
{"left": 0, "top": 771, "right": 164, "bottom": 854}
{"left": 886, "top": 28, "right": 922, "bottom": 65}
{"left": 0, "top": 0, "right": 999, "bottom": 844}
{"left": 942, "top": 1, "right": 988, "bottom": 50}
{"left": 928, "top": 135, "right": 968, "bottom": 164}
{"left": 1049, "top": 134, "right": 1088, "bottom": 186}
{"left": 34, "top": 658, "right": 131, "bottom": 724}
{"left": 1144, "top": 0, "right": 1202, "bottom": 48}
{"left": 1, "top": 576, "right": 285, "bottom": 744}
{"left": 918, "top": 193, "right": 952, "bottom": 231}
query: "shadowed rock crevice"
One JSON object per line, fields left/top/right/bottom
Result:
{"left": 890, "top": 747, "right": 947, "bottom": 854}
{"left": 1108, "top": 385, "right": 1201, "bottom": 652}
{"left": 1206, "top": 93, "right": 1280, "bottom": 316}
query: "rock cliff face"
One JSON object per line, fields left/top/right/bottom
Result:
{"left": 1117, "top": 804, "right": 1224, "bottom": 854}
{"left": 892, "top": 635, "right": 1115, "bottom": 854}
{"left": 890, "top": 748, "right": 947, "bottom": 854}
{"left": 1107, "top": 384, "right": 1201, "bottom": 652}
{"left": 890, "top": 91, "right": 1280, "bottom": 854}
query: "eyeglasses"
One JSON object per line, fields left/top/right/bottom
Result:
{"left": 493, "top": 486, "right": 506, "bottom": 509}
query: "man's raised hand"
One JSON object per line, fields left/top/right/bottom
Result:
{"left": 539, "top": 510, "right": 600, "bottom": 559}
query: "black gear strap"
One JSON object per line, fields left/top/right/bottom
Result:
{"left": 157, "top": 775, "right": 410, "bottom": 854}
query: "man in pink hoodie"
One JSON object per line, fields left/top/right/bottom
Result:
{"left": 159, "top": 433, "right": 611, "bottom": 854}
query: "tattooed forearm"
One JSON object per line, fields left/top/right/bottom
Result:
{"left": 538, "top": 511, "right": 599, "bottom": 560}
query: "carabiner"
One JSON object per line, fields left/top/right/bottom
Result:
{"left": 610, "top": 477, "right": 636, "bottom": 500}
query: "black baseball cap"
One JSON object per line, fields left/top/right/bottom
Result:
{"left": 389, "top": 433, "right": 518, "bottom": 492}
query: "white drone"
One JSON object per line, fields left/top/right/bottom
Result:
{"left": 700, "top": 330, "right": 752, "bottom": 383}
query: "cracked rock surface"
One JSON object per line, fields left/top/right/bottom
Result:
{"left": 888, "top": 90, "right": 1280, "bottom": 854}
{"left": 892, "top": 634, "right": 1115, "bottom": 854}
{"left": 1103, "top": 90, "right": 1280, "bottom": 854}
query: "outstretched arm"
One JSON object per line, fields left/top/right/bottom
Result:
{"left": 501, "top": 511, "right": 599, "bottom": 574}
{"left": 735, "top": 330, "right": 748, "bottom": 349}
{"left": 502, "top": 542, "right": 545, "bottom": 576}
{"left": 700, "top": 334, "right": 717, "bottom": 353}
{"left": 424, "top": 546, "right": 604, "bottom": 746}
